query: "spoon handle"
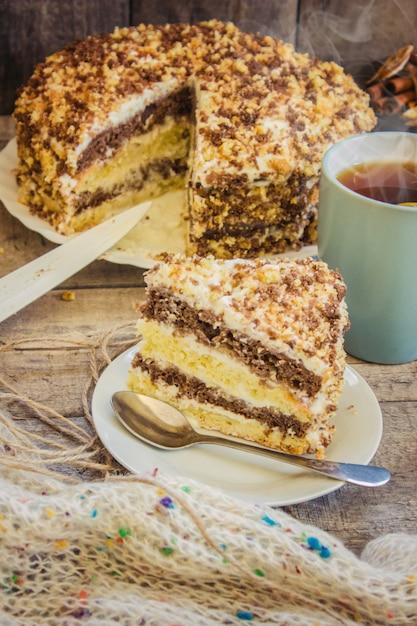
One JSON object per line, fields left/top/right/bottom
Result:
{"left": 197, "top": 435, "right": 390, "bottom": 486}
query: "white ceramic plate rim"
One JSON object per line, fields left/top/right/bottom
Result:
{"left": 91, "top": 346, "right": 383, "bottom": 506}
{"left": 0, "top": 138, "right": 317, "bottom": 269}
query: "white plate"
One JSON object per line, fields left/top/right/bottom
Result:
{"left": 0, "top": 139, "right": 317, "bottom": 269}
{"left": 91, "top": 346, "right": 383, "bottom": 506}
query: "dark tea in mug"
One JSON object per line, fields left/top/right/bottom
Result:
{"left": 337, "top": 160, "right": 417, "bottom": 205}
{"left": 319, "top": 131, "right": 417, "bottom": 363}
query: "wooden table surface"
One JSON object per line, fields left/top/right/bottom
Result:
{"left": 1, "top": 114, "right": 416, "bottom": 556}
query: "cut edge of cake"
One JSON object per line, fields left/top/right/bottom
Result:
{"left": 127, "top": 254, "right": 350, "bottom": 459}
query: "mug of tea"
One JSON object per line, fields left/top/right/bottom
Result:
{"left": 318, "top": 131, "right": 417, "bottom": 364}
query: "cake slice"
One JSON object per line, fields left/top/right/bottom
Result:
{"left": 127, "top": 254, "right": 350, "bottom": 458}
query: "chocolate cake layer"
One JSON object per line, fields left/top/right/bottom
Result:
{"left": 139, "top": 287, "right": 322, "bottom": 397}
{"left": 131, "top": 352, "right": 309, "bottom": 437}
{"left": 73, "top": 158, "right": 188, "bottom": 214}
{"left": 75, "top": 88, "right": 192, "bottom": 175}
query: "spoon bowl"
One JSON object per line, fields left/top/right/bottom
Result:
{"left": 111, "top": 390, "right": 391, "bottom": 487}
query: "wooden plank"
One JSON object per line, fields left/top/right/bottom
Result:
{"left": 0, "top": 0, "right": 130, "bottom": 115}
{"left": 288, "top": 396, "right": 417, "bottom": 553}
{"left": 0, "top": 117, "right": 14, "bottom": 145}
{"left": 297, "top": 0, "right": 417, "bottom": 85}
{"left": 0, "top": 287, "right": 142, "bottom": 340}
{"left": 0, "top": 200, "right": 146, "bottom": 290}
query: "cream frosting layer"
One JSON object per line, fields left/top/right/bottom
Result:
{"left": 127, "top": 360, "right": 330, "bottom": 456}
{"left": 136, "top": 319, "right": 316, "bottom": 420}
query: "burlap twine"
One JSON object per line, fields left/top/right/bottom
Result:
{"left": 0, "top": 324, "right": 416, "bottom": 625}
{"left": 0, "top": 322, "right": 137, "bottom": 482}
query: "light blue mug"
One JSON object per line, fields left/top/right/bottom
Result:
{"left": 318, "top": 131, "right": 417, "bottom": 364}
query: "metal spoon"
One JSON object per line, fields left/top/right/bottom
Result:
{"left": 111, "top": 390, "right": 391, "bottom": 487}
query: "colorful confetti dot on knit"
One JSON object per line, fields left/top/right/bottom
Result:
{"left": 306, "top": 536, "right": 332, "bottom": 558}
{"left": 91, "top": 509, "right": 98, "bottom": 518}
{"left": 118, "top": 527, "right": 131, "bottom": 539}
{"left": 261, "top": 514, "right": 281, "bottom": 527}
{"left": 71, "top": 608, "right": 91, "bottom": 618}
{"left": 320, "top": 546, "right": 331, "bottom": 559}
{"left": 253, "top": 568, "right": 265, "bottom": 577}
{"left": 159, "top": 496, "right": 174, "bottom": 509}
{"left": 159, "top": 546, "right": 174, "bottom": 556}
{"left": 236, "top": 610, "right": 254, "bottom": 620}
{"left": 181, "top": 485, "right": 191, "bottom": 493}
{"left": 218, "top": 545, "right": 228, "bottom": 563}
{"left": 79, "top": 589, "right": 88, "bottom": 603}
{"left": 3, "top": 573, "right": 24, "bottom": 591}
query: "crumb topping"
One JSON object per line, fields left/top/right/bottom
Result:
{"left": 142, "top": 254, "right": 349, "bottom": 373}
{"left": 14, "top": 19, "right": 376, "bottom": 184}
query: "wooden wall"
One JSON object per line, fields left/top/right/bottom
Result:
{"left": 1, "top": 0, "right": 417, "bottom": 115}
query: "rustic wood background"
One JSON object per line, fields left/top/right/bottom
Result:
{"left": 1, "top": 0, "right": 417, "bottom": 116}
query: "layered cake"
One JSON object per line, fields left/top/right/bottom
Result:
{"left": 14, "top": 20, "right": 376, "bottom": 257}
{"left": 127, "top": 254, "right": 350, "bottom": 458}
